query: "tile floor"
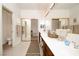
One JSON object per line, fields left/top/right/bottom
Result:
{"left": 3, "top": 37, "right": 40, "bottom": 56}
{"left": 3, "top": 36, "right": 40, "bottom": 56}
{"left": 3, "top": 41, "right": 31, "bottom": 56}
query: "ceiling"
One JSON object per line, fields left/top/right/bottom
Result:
{"left": 53, "top": 3, "right": 79, "bottom": 9}
{"left": 18, "top": 3, "right": 79, "bottom": 10}
{"left": 18, "top": 3, "right": 51, "bottom": 10}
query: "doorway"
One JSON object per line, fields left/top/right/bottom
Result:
{"left": 21, "top": 18, "right": 31, "bottom": 41}
{"left": 21, "top": 19, "right": 27, "bottom": 41}
{"left": 31, "top": 19, "right": 38, "bottom": 41}
{"left": 26, "top": 19, "right": 40, "bottom": 56}
{"left": 2, "top": 6, "right": 12, "bottom": 55}
{"left": 52, "top": 19, "right": 60, "bottom": 31}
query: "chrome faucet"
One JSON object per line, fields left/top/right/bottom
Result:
{"left": 72, "top": 41, "right": 79, "bottom": 49}
{"left": 72, "top": 41, "right": 76, "bottom": 48}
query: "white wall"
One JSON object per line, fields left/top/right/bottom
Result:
{"left": 25, "top": 19, "right": 31, "bottom": 41}
{"left": 20, "top": 9, "right": 70, "bottom": 36}
{"left": 69, "top": 5, "right": 79, "bottom": 25}
{"left": 2, "top": 3, "right": 21, "bottom": 47}
{"left": 46, "top": 9, "right": 70, "bottom": 19}
{"left": 0, "top": 4, "right": 3, "bottom": 55}
{"left": 21, "top": 10, "right": 45, "bottom": 37}
{"left": 21, "top": 10, "right": 44, "bottom": 19}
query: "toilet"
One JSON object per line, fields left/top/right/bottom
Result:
{"left": 7, "top": 38, "right": 12, "bottom": 45}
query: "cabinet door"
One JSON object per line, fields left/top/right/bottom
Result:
{"left": 42, "top": 39, "right": 46, "bottom": 56}
{"left": 42, "top": 39, "right": 54, "bottom": 56}
{"left": 45, "top": 44, "right": 54, "bottom": 56}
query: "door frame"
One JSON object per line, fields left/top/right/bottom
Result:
{"left": 2, "top": 6, "right": 13, "bottom": 46}
{"left": 2, "top": 5, "right": 13, "bottom": 56}
{"left": 31, "top": 19, "right": 38, "bottom": 40}
{"left": 20, "top": 18, "right": 30, "bottom": 42}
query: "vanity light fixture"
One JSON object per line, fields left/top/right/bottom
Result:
{"left": 45, "top": 11, "right": 49, "bottom": 17}
{"left": 45, "top": 3, "right": 55, "bottom": 17}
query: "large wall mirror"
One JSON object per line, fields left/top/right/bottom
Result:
{"left": 51, "top": 18, "right": 79, "bottom": 34}
{"left": 51, "top": 18, "right": 70, "bottom": 31}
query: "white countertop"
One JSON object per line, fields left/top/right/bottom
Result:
{"left": 40, "top": 30, "right": 79, "bottom": 56}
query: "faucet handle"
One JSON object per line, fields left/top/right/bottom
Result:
{"left": 72, "top": 41, "right": 78, "bottom": 48}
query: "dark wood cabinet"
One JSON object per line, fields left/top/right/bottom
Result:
{"left": 39, "top": 32, "right": 54, "bottom": 56}
{"left": 42, "top": 39, "right": 54, "bottom": 56}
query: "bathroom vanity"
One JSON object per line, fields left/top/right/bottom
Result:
{"left": 39, "top": 32, "right": 54, "bottom": 56}
{"left": 39, "top": 30, "right": 79, "bottom": 56}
